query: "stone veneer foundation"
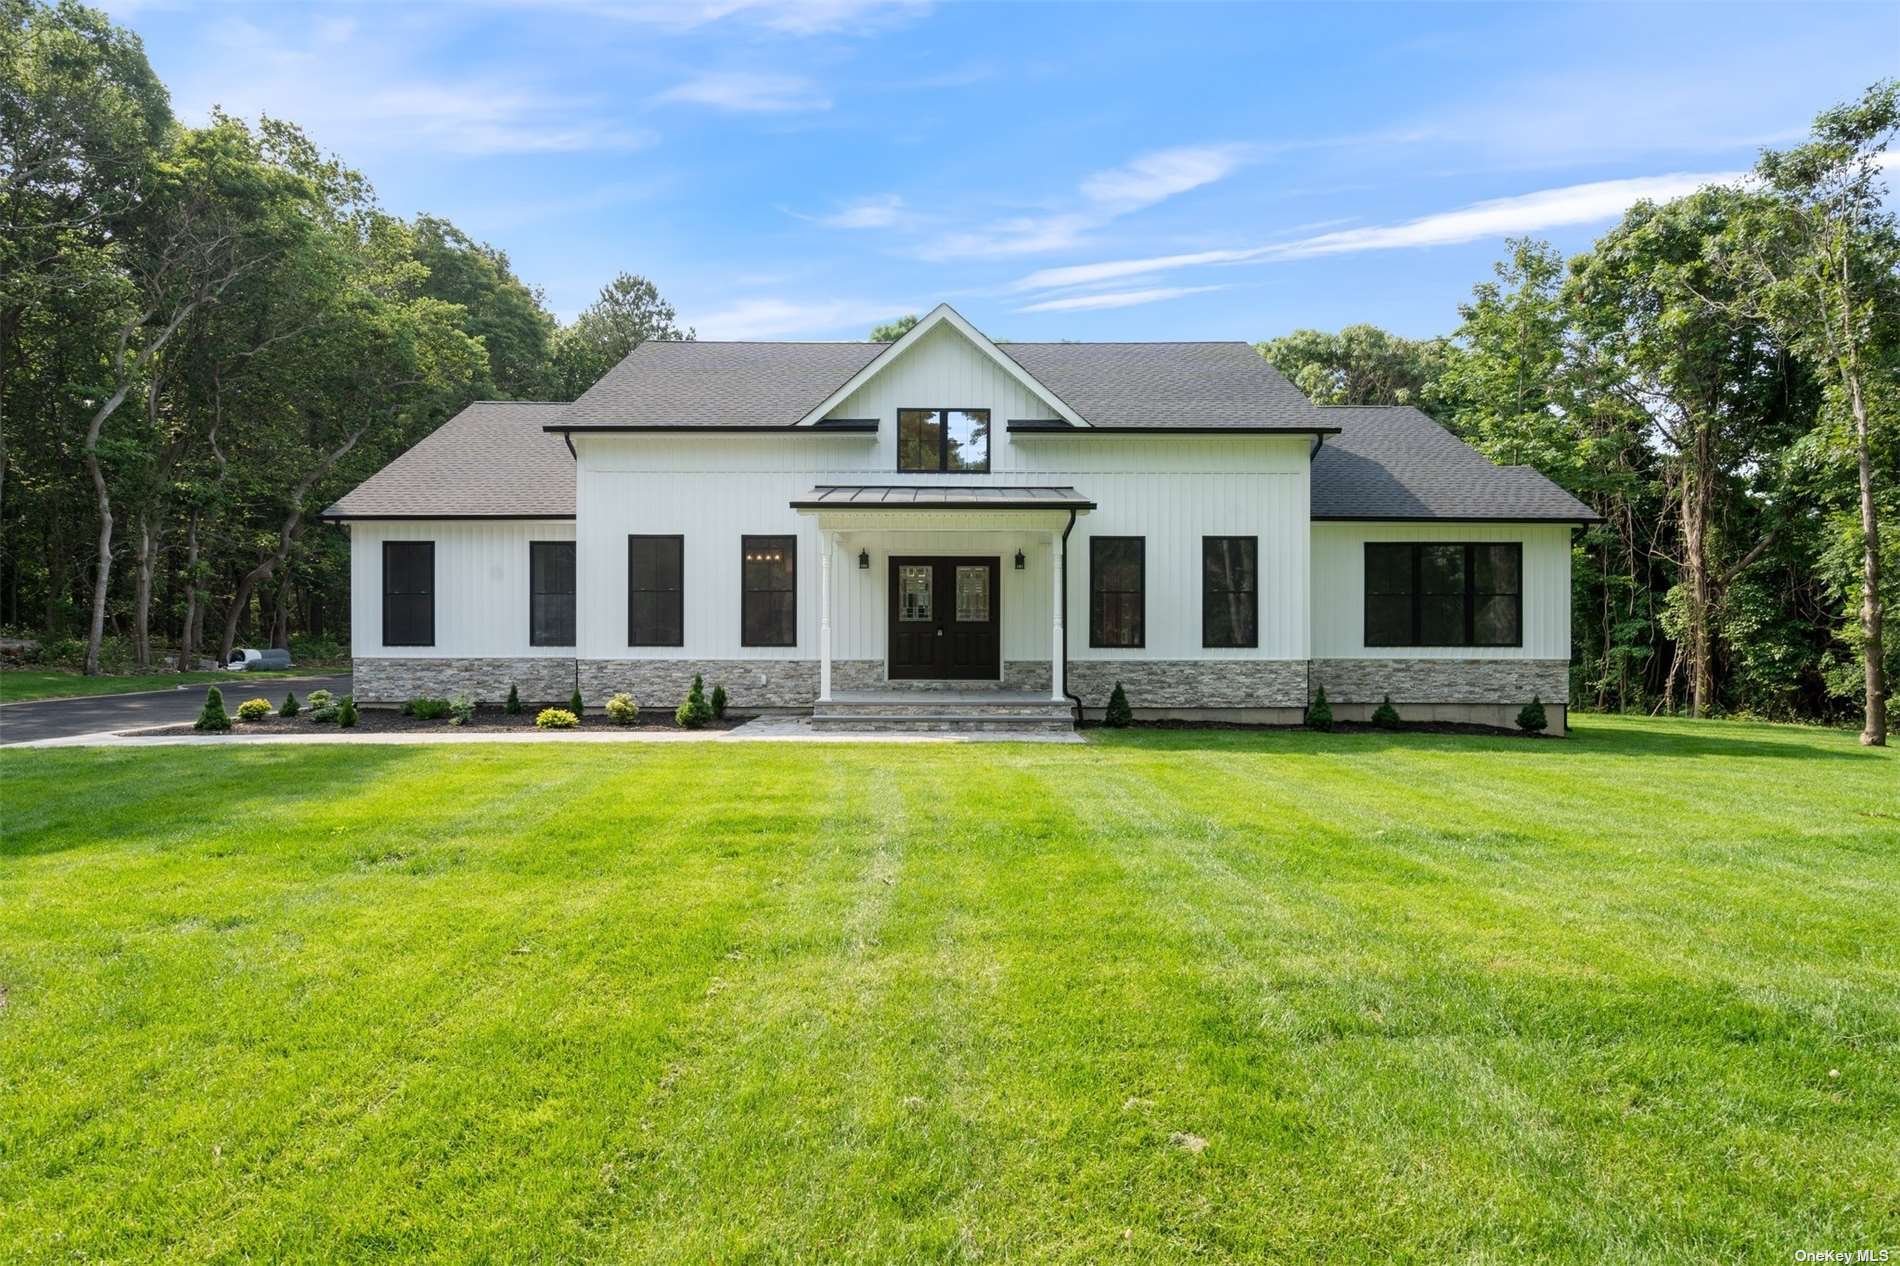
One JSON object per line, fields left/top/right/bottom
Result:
{"left": 1066, "top": 660, "right": 1308, "bottom": 713}
{"left": 352, "top": 657, "right": 574, "bottom": 705}
{"left": 1310, "top": 657, "right": 1571, "bottom": 736}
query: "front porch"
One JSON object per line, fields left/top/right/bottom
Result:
{"left": 794, "top": 486, "right": 1093, "bottom": 718}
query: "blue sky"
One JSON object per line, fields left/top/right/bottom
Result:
{"left": 106, "top": 1, "right": 1897, "bottom": 341}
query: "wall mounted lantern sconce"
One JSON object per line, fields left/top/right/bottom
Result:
{"left": 1014, "top": 550, "right": 1026, "bottom": 570}
{"left": 858, "top": 548, "right": 870, "bottom": 570}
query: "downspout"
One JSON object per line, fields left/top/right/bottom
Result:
{"left": 1060, "top": 507, "right": 1082, "bottom": 723}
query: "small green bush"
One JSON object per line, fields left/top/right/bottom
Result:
{"left": 406, "top": 697, "right": 451, "bottom": 721}
{"left": 675, "top": 674, "right": 713, "bottom": 729}
{"left": 449, "top": 694, "right": 475, "bottom": 726}
{"left": 306, "top": 689, "right": 334, "bottom": 711}
{"left": 236, "top": 697, "right": 273, "bottom": 722}
{"left": 606, "top": 692, "right": 639, "bottom": 725}
{"left": 194, "top": 686, "right": 231, "bottom": 733}
{"left": 1517, "top": 696, "right": 1549, "bottom": 733}
{"left": 505, "top": 683, "right": 522, "bottom": 715}
{"left": 569, "top": 688, "right": 585, "bottom": 717}
{"left": 338, "top": 696, "right": 358, "bottom": 728}
{"left": 311, "top": 701, "right": 340, "bottom": 723}
{"left": 710, "top": 683, "right": 728, "bottom": 720}
{"left": 1371, "top": 695, "right": 1400, "bottom": 729}
{"left": 536, "top": 707, "right": 579, "bottom": 729}
{"left": 1307, "top": 686, "right": 1334, "bottom": 732}
{"left": 279, "top": 691, "right": 300, "bottom": 717}
{"left": 1104, "top": 681, "right": 1133, "bottom": 728}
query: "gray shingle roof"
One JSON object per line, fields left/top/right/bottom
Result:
{"left": 1000, "top": 342, "right": 1327, "bottom": 429}
{"left": 323, "top": 402, "right": 574, "bottom": 519}
{"left": 791, "top": 485, "right": 1095, "bottom": 509}
{"left": 1313, "top": 406, "right": 1600, "bottom": 522}
{"left": 555, "top": 337, "right": 1332, "bottom": 431}
{"left": 564, "top": 341, "right": 884, "bottom": 428}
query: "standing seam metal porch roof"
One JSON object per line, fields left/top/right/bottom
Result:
{"left": 791, "top": 486, "right": 1095, "bottom": 510}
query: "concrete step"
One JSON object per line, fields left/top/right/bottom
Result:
{"left": 814, "top": 700, "right": 1074, "bottom": 721}
{"left": 812, "top": 695, "right": 1075, "bottom": 733}
{"left": 810, "top": 712, "right": 1075, "bottom": 734}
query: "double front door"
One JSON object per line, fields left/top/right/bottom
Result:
{"left": 888, "top": 556, "right": 1001, "bottom": 680}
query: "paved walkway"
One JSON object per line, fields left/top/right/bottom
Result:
{"left": 0, "top": 674, "right": 352, "bottom": 746}
{"left": 11, "top": 711, "right": 1083, "bottom": 749}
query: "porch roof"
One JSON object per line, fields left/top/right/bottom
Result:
{"left": 790, "top": 485, "right": 1095, "bottom": 511}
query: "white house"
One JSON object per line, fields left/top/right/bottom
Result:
{"left": 326, "top": 304, "right": 1596, "bottom": 732}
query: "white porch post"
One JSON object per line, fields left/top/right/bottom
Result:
{"left": 819, "top": 528, "right": 834, "bottom": 702}
{"left": 1048, "top": 529, "right": 1065, "bottom": 702}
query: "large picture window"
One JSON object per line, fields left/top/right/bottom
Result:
{"left": 529, "top": 541, "right": 576, "bottom": 647}
{"left": 1365, "top": 542, "right": 1522, "bottom": 648}
{"left": 898, "top": 408, "right": 989, "bottom": 473}
{"left": 741, "top": 535, "right": 796, "bottom": 647}
{"left": 382, "top": 540, "right": 434, "bottom": 647}
{"left": 1089, "top": 536, "right": 1145, "bottom": 648}
{"left": 628, "top": 535, "right": 684, "bottom": 646}
{"left": 1202, "top": 536, "right": 1258, "bottom": 648}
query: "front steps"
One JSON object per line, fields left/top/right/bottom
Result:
{"left": 812, "top": 689, "right": 1075, "bottom": 734}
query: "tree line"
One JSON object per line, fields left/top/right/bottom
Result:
{"left": 1260, "top": 83, "right": 1897, "bottom": 744}
{"left": 0, "top": 0, "right": 690, "bottom": 675}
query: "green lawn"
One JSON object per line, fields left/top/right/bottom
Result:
{"left": 0, "top": 667, "right": 305, "bottom": 703}
{"left": 1, "top": 716, "right": 1894, "bottom": 1263}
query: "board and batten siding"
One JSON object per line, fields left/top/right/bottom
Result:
{"left": 1310, "top": 521, "right": 1573, "bottom": 660}
{"left": 348, "top": 519, "right": 577, "bottom": 658}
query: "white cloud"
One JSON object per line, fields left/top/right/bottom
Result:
{"left": 1016, "top": 285, "right": 1227, "bottom": 314}
{"left": 571, "top": 0, "right": 930, "bottom": 35}
{"left": 916, "top": 142, "right": 1255, "bottom": 261}
{"left": 1079, "top": 144, "right": 1254, "bottom": 211}
{"left": 1009, "top": 170, "right": 1743, "bottom": 293}
{"left": 690, "top": 297, "right": 913, "bottom": 339}
{"left": 814, "top": 193, "right": 908, "bottom": 229}
{"left": 654, "top": 72, "right": 830, "bottom": 113}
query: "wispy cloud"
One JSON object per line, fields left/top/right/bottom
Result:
{"left": 654, "top": 71, "right": 830, "bottom": 113}
{"left": 1017, "top": 285, "right": 1227, "bottom": 314}
{"left": 807, "top": 193, "right": 908, "bottom": 229}
{"left": 916, "top": 142, "right": 1257, "bottom": 261}
{"left": 1010, "top": 171, "right": 1743, "bottom": 293}
{"left": 690, "top": 297, "right": 912, "bottom": 338}
{"left": 500, "top": 0, "right": 929, "bottom": 36}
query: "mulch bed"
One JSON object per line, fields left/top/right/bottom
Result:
{"left": 1083, "top": 718, "right": 1558, "bottom": 738}
{"left": 128, "top": 704, "right": 747, "bottom": 738}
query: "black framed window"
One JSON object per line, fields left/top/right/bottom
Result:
{"left": 741, "top": 535, "right": 796, "bottom": 647}
{"left": 1202, "top": 536, "right": 1258, "bottom": 648}
{"left": 628, "top": 535, "right": 684, "bottom": 646}
{"left": 382, "top": 540, "right": 434, "bottom": 647}
{"left": 1364, "top": 542, "right": 1522, "bottom": 647}
{"left": 529, "top": 541, "right": 576, "bottom": 647}
{"left": 897, "top": 408, "right": 989, "bottom": 473}
{"left": 1089, "top": 536, "right": 1145, "bottom": 648}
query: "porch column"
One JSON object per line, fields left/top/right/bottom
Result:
{"left": 819, "top": 528, "right": 834, "bottom": 702}
{"left": 1048, "top": 530, "right": 1064, "bottom": 702}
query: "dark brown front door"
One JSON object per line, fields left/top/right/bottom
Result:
{"left": 888, "top": 556, "right": 1001, "bottom": 680}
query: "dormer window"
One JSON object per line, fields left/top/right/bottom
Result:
{"left": 898, "top": 408, "right": 990, "bottom": 473}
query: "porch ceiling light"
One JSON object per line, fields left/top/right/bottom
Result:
{"left": 858, "top": 548, "right": 870, "bottom": 570}
{"left": 1014, "top": 549, "right": 1026, "bottom": 570}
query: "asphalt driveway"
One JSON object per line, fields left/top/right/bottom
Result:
{"left": 0, "top": 674, "right": 352, "bottom": 745}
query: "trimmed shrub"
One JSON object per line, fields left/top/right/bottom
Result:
{"left": 407, "top": 697, "right": 451, "bottom": 721}
{"left": 536, "top": 707, "right": 579, "bottom": 729}
{"left": 279, "top": 691, "right": 300, "bottom": 718}
{"left": 311, "top": 701, "right": 340, "bottom": 723}
{"left": 1307, "top": 686, "right": 1334, "bottom": 732}
{"left": 1517, "top": 696, "right": 1549, "bottom": 733}
{"left": 606, "top": 692, "right": 639, "bottom": 725}
{"left": 569, "top": 688, "right": 585, "bottom": 717}
{"left": 710, "top": 683, "right": 728, "bottom": 720}
{"left": 306, "top": 689, "right": 335, "bottom": 711}
{"left": 1104, "top": 681, "right": 1133, "bottom": 728}
{"left": 675, "top": 674, "right": 713, "bottom": 729}
{"left": 505, "top": 683, "right": 522, "bottom": 715}
{"left": 194, "top": 686, "right": 231, "bottom": 733}
{"left": 236, "top": 698, "right": 273, "bottom": 722}
{"left": 1371, "top": 695, "right": 1401, "bottom": 729}
{"left": 449, "top": 694, "right": 475, "bottom": 726}
{"left": 338, "top": 696, "right": 358, "bottom": 728}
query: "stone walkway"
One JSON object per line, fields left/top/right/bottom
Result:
{"left": 14, "top": 714, "right": 1084, "bottom": 749}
